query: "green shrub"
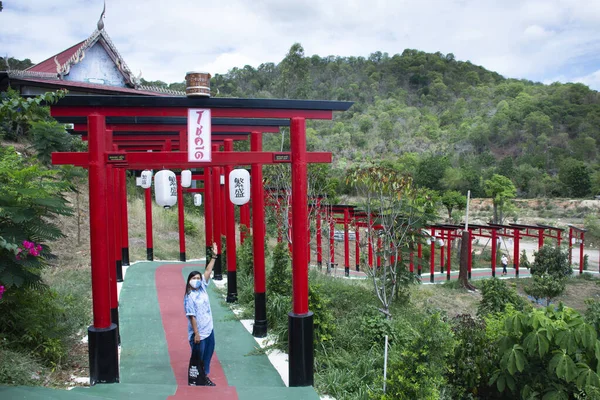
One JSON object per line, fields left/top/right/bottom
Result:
{"left": 524, "top": 274, "right": 565, "bottom": 306}
{"left": 0, "top": 287, "right": 70, "bottom": 366}
{"left": 309, "top": 278, "right": 335, "bottom": 345}
{"left": 584, "top": 299, "right": 600, "bottom": 335}
{"left": 183, "top": 218, "right": 198, "bottom": 236}
{"left": 519, "top": 249, "right": 531, "bottom": 270}
{"left": 378, "top": 310, "right": 454, "bottom": 400}
{"left": 446, "top": 314, "right": 497, "bottom": 399}
{"left": 477, "top": 278, "right": 525, "bottom": 316}
{"left": 267, "top": 242, "right": 292, "bottom": 296}
{"left": 236, "top": 235, "right": 253, "bottom": 277}
{"left": 490, "top": 304, "right": 600, "bottom": 399}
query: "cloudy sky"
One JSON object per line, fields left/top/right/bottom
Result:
{"left": 1, "top": 0, "right": 600, "bottom": 90}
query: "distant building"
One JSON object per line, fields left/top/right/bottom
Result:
{"left": 0, "top": 8, "right": 183, "bottom": 96}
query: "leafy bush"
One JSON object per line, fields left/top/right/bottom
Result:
{"left": 524, "top": 275, "right": 566, "bottom": 306}
{"left": 490, "top": 304, "right": 600, "bottom": 399}
{"left": 477, "top": 278, "right": 526, "bottom": 316}
{"left": 380, "top": 310, "right": 454, "bottom": 400}
{"left": 526, "top": 246, "right": 571, "bottom": 305}
{"left": 0, "top": 344, "right": 47, "bottom": 386}
{"left": 309, "top": 277, "right": 335, "bottom": 345}
{"left": 446, "top": 314, "right": 497, "bottom": 399}
{"left": 267, "top": 242, "right": 292, "bottom": 296}
{"left": 183, "top": 218, "right": 198, "bottom": 236}
{"left": 236, "top": 234, "right": 254, "bottom": 277}
{"left": 519, "top": 249, "right": 531, "bottom": 270}
{"left": 585, "top": 299, "right": 600, "bottom": 335}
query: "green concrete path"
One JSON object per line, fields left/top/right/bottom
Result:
{"left": 0, "top": 260, "right": 319, "bottom": 399}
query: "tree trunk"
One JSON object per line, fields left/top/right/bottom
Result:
{"left": 458, "top": 231, "right": 476, "bottom": 290}
{"left": 493, "top": 202, "right": 498, "bottom": 224}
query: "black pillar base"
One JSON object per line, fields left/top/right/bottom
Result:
{"left": 288, "top": 312, "right": 314, "bottom": 387}
{"left": 492, "top": 270, "right": 496, "bottom": 277}
{"left": 253, "top": 292, "right": 267, "bottom": 338}
{"left": 440, "top": 267, "right": 444, "bottom": 274}
{"left": 121, "top": 248, "right": 130, "bottom": 266}
{"left": 515, "top": 269, "right": 519, "bottom": 278}
{"left": 345, "top": 267, "right": 349, "bottom": 277}
{"left": 180, "top": 252, "right": 186, "bottom": 262}
{"left": 447, "top": 274, "right": 451, "bottom": 281}
{"left": 110, "top": 307, "right": 121, "bottom": 345}
{"left": 468, "top": 271, "right": 472, "bottom": 279}
{"left": 317, "top": 261, "right": 322, "bottom": 270}
{"left": 213, "top": 256, "right": 223, "bottom": 280}
{"left": 147, "top": 248, "right": 153, "bottom": 261}
{"left": 88, "top": 324, "right": 119, "bottom": 385}
{"left": 430, "top": 273, "right": 434, "bottom": 283}
{"left": 355, "top": 264, "right": 359, "bottom": 272}
{"left": 417, "top": 268, "right": 422, "bottom": 276}
{"left": 226, "top": 271, "right": 237, "bottom": 303}
{"left": 116, "top": 261, "right": 123, "bottom": 283}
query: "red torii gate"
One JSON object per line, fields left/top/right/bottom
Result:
{"left": 50, "top": 95, "right": 352, "bottom": 387}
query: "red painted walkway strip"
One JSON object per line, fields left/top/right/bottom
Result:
{"left": 156, "top": 263, "right": 238, "bottom": 399}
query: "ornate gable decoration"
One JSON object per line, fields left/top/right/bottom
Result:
{"left": 53, "top": 4, "right": 141, "bottom": 88}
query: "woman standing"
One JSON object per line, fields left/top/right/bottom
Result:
{"left": 184, "top": 242, "right": 218, "bottom": 386}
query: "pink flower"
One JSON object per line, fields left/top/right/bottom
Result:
{"left": 23, "top": 240, "right": 34, "bottom": 250}
{"left": 0, "top": 285, "right": 4, "bottom": 300}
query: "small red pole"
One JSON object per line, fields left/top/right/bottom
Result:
{"left": 377, "top": 236, "right": 382, "bottom": 269}
{"left": 538, "top": 229, "right": 544, "bottom": 249}
{"left": 514, "top": 229, "right": 520, "bottom": 277}
{"left": 417, "top": 242, "right": 422, "bottom": 276}
{"left": 316, "top": 198, "right": 322, "bottom": 268}
{"left": 409, "top": 249, "right": 414, "bottom": 273}
{"left": 446, "top": 232, "right": 452, "bottom": 280}
{"left": 224, "top": 139, "right": 238, "bottom": 302}
{"left": 119, "top": 168, "right": 130, "bottom": 266}
{"left": 177, "top": 175, "right": 186, "bottom": 262}
{"left": 212, "top": 144, "right": 223, "bottom": 280}
{"left": 144, "top": 186, "right": 153, "bottom": 260}
{"left": 430, "top": 228, "right": 436, "bottom": 283}
{"left": 111, "top": 164, "right": 123, "bottom": 282}
{"left": 204, "top": 168, "right": 213, "bottom": 252}
{"left": 580, "top": 232, "right": 585, "bottom": 274}
{"left": 355, "top": 223, "right": 360, "bottom": 271}
{"left": 344, "top": 207, "right": 350, "bottom": 276}
{"left": 368, "top": 216, "right": 373, "bottom": 268}
{"left": 250, "top": 131, "right": 267, "bottom": 337}
{"left": 557, "top": 230, "right": 562, "bottom": 247}
{"left": 568, "top": 227, "right": 573, "bottom": 266}
{"left": 491, "top": 229, "right": 497, "bottom": 277}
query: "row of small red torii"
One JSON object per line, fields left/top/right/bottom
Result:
{"left": 261, "top": 197, "right": 591, "bottom": 281}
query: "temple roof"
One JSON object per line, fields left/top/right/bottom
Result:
{"left": 4, "top": 8, "right": 185, "bottom": 97}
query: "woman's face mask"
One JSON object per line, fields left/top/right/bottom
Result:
{"left": 190, "top": 278, "right": 201, "bottom": 289}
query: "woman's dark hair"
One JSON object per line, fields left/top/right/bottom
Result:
{"left": 185, "top": 270, "right": 202, "bottom": 297}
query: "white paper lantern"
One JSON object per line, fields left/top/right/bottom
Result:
{"left": 229, "top": 169, "right": 250, "bottom": 205}
{"left": 181, "top": 170, "right": 192, "bottom": 188}
{"left": 136, "top": 177, "right": 142, "bottom": 187}
{"left": 437, "top": 238, "right": 445, "bottom": 247}
{"left": 193, "top": 193, "right": 202, "bottom": 206}
{"left": 140, "top": 170, "right": 153, "bottom": 189}
{"left": 571, "top": 237, "right": 577, "bottom": 245}
{"left": 154, "top": 170, "right": 177, "bottom": 209}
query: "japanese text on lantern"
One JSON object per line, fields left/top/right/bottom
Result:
{"left": 234, "top": 177, "right": 245, "bottom": 198}
{"left": 168, "top": 175, "right": 177, "bottom": 196}
{"left": 187, "top": 108, "right": 212, "bottom": 162}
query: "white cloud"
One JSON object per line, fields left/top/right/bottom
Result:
{"left": 0, "top": 0, "right": 599, "bottom": 89}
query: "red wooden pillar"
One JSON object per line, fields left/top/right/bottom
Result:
{"left": 557, "top": 230, "right": 562, "bottom": 247}
{"left": 144, "top": 186, "right": 153, "bottom": 260}
{"left": 446, "top": 232, "right": 452, "bottom": 281}
{"left": 87, "top": 114, "right": 118, "bottom": 384}
{"left": 417, "top": 242, "right": 422, "bottom": 276}
{"left": 538, "top": 229, "right": 544, "bottom": 249}
{"left": 250, "top": 131, "right": 267, "bottom": 337}
{"left": 329, "top": 216, "right": 335, "bottom": 272}
{"left": 355, "top": 223, "right": 360, "bottom": 271}
{"left": 212, "top": 145, "right": 223, "bottom": 280}
{"left": 368, "top": 217, "right": 373, "bottom": 268}
{"left": 288, "top": 205, "right": 293, "bottom": 254}
{"left": 491, "top": 229, "right": 497, "bottom": 277}
{"left": 344, "top": 207, "right": 350, "bottom": 277}
{"left": 176, "top": 175, "right": 186, "bottom": 262}
{"left": 409, "top": 249, "right": 414, "bottom": 273}
{"left": 108, "top": 159, "right": 123, "bottom": 284}
{"left": 119, "top": 168, "right": 130, "bottom": 266}
{"left": 514, "top": 229, "right": 520, "bottom": 277}
{"left": 439, "top": 229, "right": 445, "bottom": 273}
{"left": 219, "top": 152, "right": 227, "bottom": 237}
{"left": 224, "top": 139, "right": 238, "bottom": 303}
{"left": 289, "top": 117, "right": 313, "bottom": 387}
{"left": 430, "top": 228, "right": 436, "bottom": 283}
{"left": 204, "top": 168, "right": 213, "bottom": 254}
{"left": 579, "top": 232, "right": 585, "bottom": 275}
{"left": 316, "top": 198, "right": 322, "bottom": 268}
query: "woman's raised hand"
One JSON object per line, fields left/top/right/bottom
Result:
{"left": 212, "top": 242, "right": 218, "bottom": 255}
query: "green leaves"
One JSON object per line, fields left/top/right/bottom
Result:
{"left": 550, "top": 350, "right": 578, "bottom": 383}
{"left": 501, "top": 344, "right": 526, "bottom": 375}
{"left": 524, "top": 329, "right": 551, "bottom": 358}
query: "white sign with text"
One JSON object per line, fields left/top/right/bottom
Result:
{"left": 187, "top": 109, "right": 211, "bottom": 162}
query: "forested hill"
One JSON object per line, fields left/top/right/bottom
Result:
{"left": 144, "top": 44, "right": 600, "bottom": 199}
